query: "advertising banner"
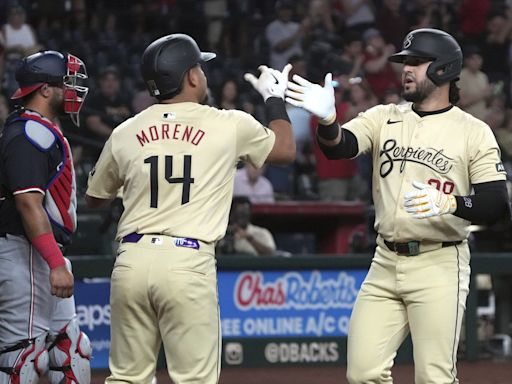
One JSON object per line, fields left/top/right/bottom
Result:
{"left": 74, "top": 269, "right": 367, "bottom": 368}
{"left": 74, "top": 278, "right": 111, "bottom": 369}
{"left": 219, "top": 270, "right": 367, "bottom": 339}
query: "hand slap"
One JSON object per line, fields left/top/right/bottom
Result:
{"left": 403, "top": 181, "right": 457, "bottom": 219}
{"left": 285, "top": 73, "right": 336, "bottom": 124}
{"left": 244, "top": 64, "right": 292, "bottom": 101}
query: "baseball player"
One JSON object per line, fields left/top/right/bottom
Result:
{"left": 286, "top": 28, "right": 509, "bottom": 383}
{"left": 85, "top": 33, "right": 295, "bottom": 384}
{"left": 0, "top": 51, "right": 91, "bottom": 383}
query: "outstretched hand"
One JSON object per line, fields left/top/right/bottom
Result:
{"left": 244, "top": 64, "right": 292, "bottom": 101}
{"left": 285, "top": 73, "right": 336, "bottom": 125}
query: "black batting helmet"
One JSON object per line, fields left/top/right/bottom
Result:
{"left": 388, "top": 28, "right": 462, "bottom": 85}
{"left": 140, "top": 34, "right": 216, "bottom": 100}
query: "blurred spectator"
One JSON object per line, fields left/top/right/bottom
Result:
{"left": 286, "top": 54, "right": 312, "bottom": 152}
{"left": 343, "top": 77, "right": 379, "bottom": 122}
{"left": 203, "top": 0, "right": 226, "bottom": 51}
{"left": 459, "top": 0, "right": 491, "bottom": 45}
{"left": 1, "top": 5, "right": 40, "bottom": 95}
{"left": 264, "top": 54, "right": 310, "bottom": 200}
{"left": 362, "top": 28, "right": 401, "bottom": 100}
{"left": 131, "top": 83, "right": 156, "bottom": 114}
{"left": 481, "top": 11, "right": 512, "bottom": 106}
{"left": 1, "top": 5, "right": 39, "bottom": 57}
{"left": 406, "top": 0, "right": 458, "bottom": 32}
{"left": 341, "top": 78, "right": 377, "bottom": 201}
{"left": 303, "top": 0, "right": 343, "bottom": 50}
{"left": 329, "top": 30, "right": 364, "bottom": 79}
{"left": 309, "top": 80, "right": 367, "bottom": 201}
{"left": 84, "top": 65, "right": 133, "bottom": 158}
{"left": 484, "top": 100, "right": 507, "bottom": 133}
{"left": 215, "top": 78, "right": 243, "bottom": 110}
{"left": 376, "top": 0, "right": 410, "bottom": 50}
{"left": 341, "top": 0, "right": 376, "bottom": 33}
{"left": 265, "top": 0, "right": 308, "bottom": 71}
{"left": 495, "top": 110, "right": 512, "bottom": 161}
{"left": 458, "top": 45, "right": 491, "bottom": 121}
{"left": 234, "top": 163, "right": 275, "bottom": 204}
{"left": 218, "top": 196, "right": 277, "bottom": 256}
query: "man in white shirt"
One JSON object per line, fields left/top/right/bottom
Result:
{"left": 234, "top": 163, "right": 275, "bottom": 203}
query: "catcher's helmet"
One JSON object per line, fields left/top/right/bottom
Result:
{"left": 11, "top": 50, "right": 88, "bottom": 126}
{"left": 141, "top": 34, "right": 216, "bottom": 100}
{"left": 388, "top": 28, "right": 462, "bottom": 85}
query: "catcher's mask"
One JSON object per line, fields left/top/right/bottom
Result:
{"left": 12, "top": 50, "right": 88, "bottom": 126}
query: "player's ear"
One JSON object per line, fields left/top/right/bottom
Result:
{"left": 187, "top": 65, "right": 201, "bottom": 88}
{"left": 40, "top": 83, "right": 52, "bottom": 98}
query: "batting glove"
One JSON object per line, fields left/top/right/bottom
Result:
{"left": 244, "top": 64, "right": 292, "bottom": 101}
{"left": 285, "top": 73, "right": 336, "bottom": 125}
{"left": 403, "top": 181, "right": 457, "bottom": 219}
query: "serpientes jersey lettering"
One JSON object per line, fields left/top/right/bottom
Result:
{"left": 87, "top": 102, "right": 275, "bottom": 242}
{"left": 343, "top": 103, "right": 507, "bottom": 242}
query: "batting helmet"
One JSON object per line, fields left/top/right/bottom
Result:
{"left": 140, "top": 34, "right": 216, "bottom": 100}
{"left": 11, "top": 50, "right": 88, "bottom": 126}
{"left": 388, "top": 28, "right": 462, "bottom": 85}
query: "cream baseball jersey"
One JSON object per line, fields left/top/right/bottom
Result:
{"left": 87, "top": 102, "right": 275, "bottom": 242}
{"left": 343, "top": 103, "right": 507, "bottom": 242}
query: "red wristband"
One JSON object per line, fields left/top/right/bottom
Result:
{"left": 31, "top": 232, "right": 65, "bottom": 270}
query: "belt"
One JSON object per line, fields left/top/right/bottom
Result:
{"left": 121, "top": 232, "right": 200, "bottom": 250}
{"left": 383, "top": 239, "right": 462, "bottom": 256}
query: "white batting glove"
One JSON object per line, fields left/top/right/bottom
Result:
{"left": 285, "top": 73, "right": 336, "bottom": 125}
{"left": 244, "top": 64, "right": 292, "bottom": 101}
{"left": 404, "top": 181, "right": 457, "bottom": 219}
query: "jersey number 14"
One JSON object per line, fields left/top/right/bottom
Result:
{"left": 144, "top": 155, "right": 194, "bottom": 208}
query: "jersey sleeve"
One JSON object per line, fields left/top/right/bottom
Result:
{"left": 468, "top": 123, "right": 507, "bottom": 183}
{"left": 86, "top": 137, "right": 123, "bottom": 199}
{"left": 342, "top": 105, "right": 387, "bottom": 155}
{"left": 2, "top": 135, "right": 50, "bottom": 195}
{"left": 234, "top": 111, "right": 276, "bottom": 168}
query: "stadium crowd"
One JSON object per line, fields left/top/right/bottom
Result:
{"left": 1, "top": 0, "right": 512, "bottom": 203}
{"left": 1, "top": 0, "right": 512, "bottom": 352}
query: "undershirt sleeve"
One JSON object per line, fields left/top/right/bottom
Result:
{"left": 454, "top": 180, "right": 510, "bottom": 224}
{"left": 317, "top": 123, "right": 359, "bottom": 159}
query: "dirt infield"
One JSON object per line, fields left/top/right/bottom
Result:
{"left": 86, "top": 359, "right": 512, "bottom": 383}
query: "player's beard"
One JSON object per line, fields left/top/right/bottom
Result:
{"left": 402, "top": 77, "right": 436, "bottom": 103}
{"left": 50, "top": 90, "right": 65, "bottom": 116}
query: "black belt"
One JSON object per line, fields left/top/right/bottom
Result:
{"left": 384, "top": 240, "right": 462, "bottom": 256}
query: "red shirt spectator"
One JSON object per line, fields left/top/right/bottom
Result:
{"left": 310, "top": 103, "right": 357, "bottom": 179}
{"left": 460, "top": 0, "right": 490, "bottom": 36}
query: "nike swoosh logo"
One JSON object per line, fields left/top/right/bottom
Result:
{"left": 117, "top": 250, "right": 126, "bottom": 256}
{"left": 387, "top": 119, "right": 402, "bottom": 124}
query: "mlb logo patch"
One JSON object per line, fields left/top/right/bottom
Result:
{"left": 163, "top": 112, "right": 176, "bottom": 120}
{"left": 496, "top": 162, "right": 506, "bottom": 172}
{"left": 151, "top": 237, "right": 163, "bottom": 245}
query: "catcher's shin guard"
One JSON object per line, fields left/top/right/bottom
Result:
{"left": 47, "top": 318, "right": 91, "bottom": 384}
{"left": 0, "top": 333, "right": 49, "bottom": 384}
